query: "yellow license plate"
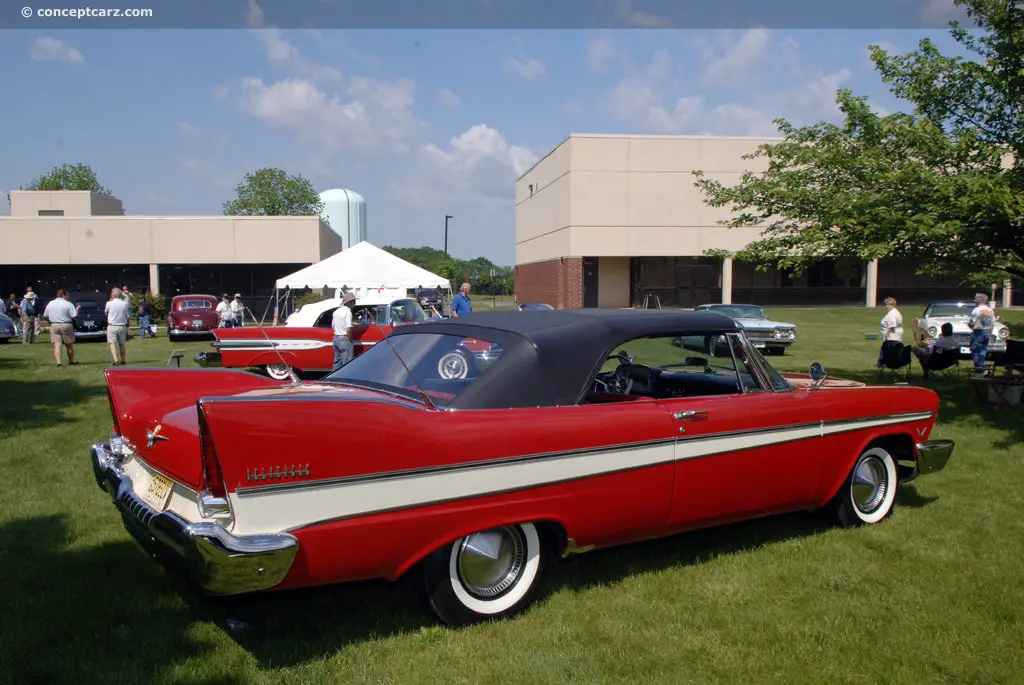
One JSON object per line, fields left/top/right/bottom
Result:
{"left": 144, "top": 473, "right": 174, "bottom": 510}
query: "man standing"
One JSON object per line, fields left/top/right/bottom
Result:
{"left": 105, "top": 287, "right": 132, "bottom": 365}
{"left": 451, "top": 282, "right": 473, "bottom": 317}
{"left": 216, "top": 294, "right": 234, "bottom": 328}
{"left": 5, "top": 293, "right": 19, "bottom": 337}
{"left": 968, "top": 292, "right": 996, "bottom": 374}
{"left": 42, "top": 288, "right": 80, "bottom": 366}
{"left": 137, "top": 292, "right": 152, "bottom": 340}
{"left": 876, "top": 296, "right": 903, "bottom": 368}
{"left": 332, "top": 292, "right": 356, "bottom": 371}
{"left": 20, "top": 290, "right": 38, "bottom": 344}
{"left": 231, "top": 293, "right": 245, "bottom": 326}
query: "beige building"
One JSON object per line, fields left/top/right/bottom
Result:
{"left": 1, "top": 190, "right": 341, "bottom": 310}
{"left": 515, "top": 134, "right": 1016, "bottom": 309}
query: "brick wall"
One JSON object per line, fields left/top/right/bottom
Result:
{"left": 514, "top": 257, "right": 583, "bottom": 309}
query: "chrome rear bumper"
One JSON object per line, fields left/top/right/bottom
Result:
{"left": 91, "top": 441, "right": 297, "bottom": 595}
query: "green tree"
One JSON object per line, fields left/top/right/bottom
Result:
{"left": 223, "top": 168, "right": 325, "bottom": 217}
{"left": 26, "top": 163, "right": 112, "bottom": 194}
{"left": 693, "top": 0, "right": 1024, "bottom": 285}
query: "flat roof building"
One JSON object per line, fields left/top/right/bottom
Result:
{"left": 1, "top": 190, "right": 341, "bottom": 313}
{"left": 514, "top": 134, "right": 1017, "bottom": 309}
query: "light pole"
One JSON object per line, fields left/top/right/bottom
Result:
{"left": 444, "top": 215, "right": 453, "bottom": 258}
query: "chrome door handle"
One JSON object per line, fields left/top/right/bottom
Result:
{"left": 674, "top": 410, "right": 708, "bottom": 421}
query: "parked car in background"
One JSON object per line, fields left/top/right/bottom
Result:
{"left": 414, "top": 287, "right": 447, "bottom": 316}
{"left": 0, "top": 312, "right": 16, "bottom": 342}
{"left": 167, "top": 295, "right": 220, "bottom": 342}
{"left": 69, "top": 292, "right": 113, "bottom": 341}
{"left": 687, "top": 304, "right": 797, "bottom": 355}
{"left": 92, "top": 308, "right": 953, "bottom": 627}
{"left": 196, "top": 293, "right": 431, "bottom": 379}
{"left": 914, "top": 301, "right": 1011, "bottom": 358}
{"left": 516, "top": 302, "right": 554, "bottom": 311}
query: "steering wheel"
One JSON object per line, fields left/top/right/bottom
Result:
{"left": 607, "top": 363, "right": 634, "bottom": 395}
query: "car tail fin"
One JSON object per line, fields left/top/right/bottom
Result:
{"left": 106, "top": 387, "right": 121, "bottom": 434}
{"left": 197, "top": 403, "right": 226, "bottom": 498}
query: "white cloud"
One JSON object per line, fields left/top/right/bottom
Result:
{"left": 395, "top": 124, "right": 538, "bottom": 210}
{"left": 177, "top": 121, "right": 228, "bottom": 146}
{"left": 502, "top": 56, "right": 547, "bottom": 80}
{"left": 438, "top": 88, "right": 462, "bottom": 108}
{"left": 213, "top": 84, "right": 231, "bottom": 101}
{"left": 700, "top": 28, "right": 771, "bottom": 85}
{"left": 587, "top": 35, "right": 622, "bottom": 71}
{"left": 178, "top": 122, "right": 200, "bottom": 137}
{"left": 862, "top": 40, "right": 899, "bottom": 68}
{"left": 609, "top": 0, "right": 670, "bottom": 28}
{"left": 238, "top": 75, "right": 426, "bottom": 158}
{"left": 565, "top": 100, "right": 583, "bottom": 116}
{"left": 29, "top": 36, "right": 84, "bottom": 64}
{"left": 176, "top": 156, "right": 238, "bottom": 190}
{"left": 921, "top": 0, "right": 968, "bottom": 22}
{"left": 246, "top": 0, "right": 342, "bottom": 83}
{"left": 603, "top": 42, "right": 855, "bottom": 137}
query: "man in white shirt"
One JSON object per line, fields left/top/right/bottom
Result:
{"left": 216, "top": 294, "right": 234, "bottom": 327}
{"left": 912, "top": 322, "right": 959, "bottom": 376}
{"left": 968, "top": 292, "right": 996, "bottom": 373}
{"left": 331, "top": 292, "right": 356, "bottom": 371}
{"left": 877, "top": 296, "right": 904, "bottom": 368}
{"left": 230, "top": 293, "right": 245, "bottom": 326}
{"left": 105, "top": 287, "right": 132, "bottom": 365}
{"left": 42, "top": 288, "right": 80, "bottom": 367}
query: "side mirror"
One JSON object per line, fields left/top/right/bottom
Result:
{"left": 809, "top": 362, "right": 826, "bottom": 381}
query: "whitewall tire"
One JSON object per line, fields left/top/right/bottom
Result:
{"left": 831, "top": 446, "right": 899, "bottom": 527}
{"left": 419, "top": 523, "right": 546, "bottom": 626}
{"left": 265, "top": 363, "right": 292, "bottom": 381}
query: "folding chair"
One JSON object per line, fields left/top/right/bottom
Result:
{"left": 923, "top": 347, "right": 960, "bottom": 380}
{"left": 878, "top": 341, "right": 912, "bottom": 382}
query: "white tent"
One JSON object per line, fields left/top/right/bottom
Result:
{"left": 275, "top": 241, "right": 451, "bottom": 293}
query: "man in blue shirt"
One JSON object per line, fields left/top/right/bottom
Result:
{"left": 451, "top": 282, "right": 472, "bottom": 317}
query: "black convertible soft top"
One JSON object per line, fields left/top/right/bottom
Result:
{"left": 388, "top": 308, "right": 740, "bottom": 409}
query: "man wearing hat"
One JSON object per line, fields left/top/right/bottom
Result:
{"left": 216, "top": 294, "right": 234, "bottom": 328}
{"left": 332, "top": 292, "right": 356, "bottom": 371}
{"left": 19, "top": 289, "right": 39, "bottom": 344}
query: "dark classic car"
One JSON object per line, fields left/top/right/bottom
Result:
{"left": 0, "top": 312, "right": 16, "bottom": 342}
{"left": 69, "top": 292, "right": 116, "bottom": 341}
{"left": 167, "top": 295, "right": 219, "bottom": 341}
{"left": 414, "top": 287, "right": 447, "bottom": 316}
{"left": 91, "top": 308, "right": 953, "bottom": 627}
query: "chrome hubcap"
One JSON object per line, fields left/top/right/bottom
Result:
{"left": 267, "top": 364, "right": 289, "bottom": 378}
{"left": 456, "top": 526, "right": 526, "bottom": 599}
{"left": 851, "top": 455, "right": 889, "bottom": 514}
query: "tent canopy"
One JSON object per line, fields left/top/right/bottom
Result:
{"left": 274, "top": 241, "right": 451, "bottom": 292}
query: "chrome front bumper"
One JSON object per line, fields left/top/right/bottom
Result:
{"left": 194, "top": 351, "right": 222, "bottom": 367}
{"left": 913, "top": 439, "right": 955, "bottom": 478}
{"left": 90, "top": 441, "right": 297, "bottom": 595}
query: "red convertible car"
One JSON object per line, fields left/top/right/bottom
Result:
{"left": 90, "top": 309, "right": 954, "bottom": 626}
{"left": 195, "top": 295, "right": 431, "bottom": 380}
{"left": 167, "top": 294, "right": 220, "bottom": 341}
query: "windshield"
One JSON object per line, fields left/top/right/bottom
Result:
{"left": 709, "top": 305, "right": 765, "bottom": 320}
{"left": 390, "top": 299, "right": 428, "bottom": 323}
{"left": 926, "top": 304, "right": 971, "bottom": 317}
{"left": 323, "top": 332, "right": 505, "bottom": 406}
{"left": 180, "top": 300, "right": 212, "bottom": 310}
{"left": 749, "top": 342, "right": 793, "bottom": 391}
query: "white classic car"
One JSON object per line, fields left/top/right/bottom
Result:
{"left": 691, "top": 304, "right": 797, "bottom": 355}
{"left": 914, "top": 301, "right": 1011, "bottom": 357}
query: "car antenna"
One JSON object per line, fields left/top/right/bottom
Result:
{"left": 364, "top": 294, "right": 438, "bottom": 410}
{"left": 243, "top": 304, "right": 301, "bottom": 386}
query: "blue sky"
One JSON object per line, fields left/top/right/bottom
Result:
{"left": 0, "top": 9, "right": 962, "bottom": 264}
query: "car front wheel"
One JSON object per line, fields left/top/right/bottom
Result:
{"left": 265, "top": 363, "right": 293, "bottom": 380}
{"left": 418, "top": 522, "right": 546, "bottom": 626}
{"left": 831, "top": 446, "right": 898, "bottom": 527}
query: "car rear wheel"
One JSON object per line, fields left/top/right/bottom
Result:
{"left": 418, "top": 522, "right": 546, "bottom": 626}
{"left": 265, "top": 363, "right": 293, "bottom": 380}
{"left": 830, "top": 446, "right": 898, "bottom": 527}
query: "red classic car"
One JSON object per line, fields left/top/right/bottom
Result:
{"left": 90, "top": 309, "right": 954, "bottom": 626}
{"left": 195, "top": 295, "right": 431, "bottom": 380}
{"left": 167, "top": 295, "right": 220, "bottom": 341}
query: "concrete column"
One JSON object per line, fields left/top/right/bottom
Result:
{"left": 148, "top": 264, "right": 160, "bottom": 295}
{"left": 865, "top": 259, "right": 878, "bottom": 308}
{"left": 721, "top": 258, "right": 733, "bottom": 304}
{"left": 1003, "top": 279, "right": 1012, "bottom": 308}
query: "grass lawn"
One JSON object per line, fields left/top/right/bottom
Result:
{"left": 2, "top": 307, "right": 1023, "bottom": 684}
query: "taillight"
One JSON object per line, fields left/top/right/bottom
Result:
{"left": 107, "top": 388, "right": 121, "bottom": 433}
{"left": 197, "top": 406, "right": 226, "bottom": 498}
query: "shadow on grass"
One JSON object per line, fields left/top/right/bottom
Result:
{"left": 0, "top": 514, "right": 247, "bottom": 685}
{"left": 0, "top": 378, "right": 105, "bottom": 435}
{"left": 824, "top": 364, "right": 1024, "bottom": 451}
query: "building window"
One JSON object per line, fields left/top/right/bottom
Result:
{"left": 38, "top": 210, "right": 64, "bottom": 216}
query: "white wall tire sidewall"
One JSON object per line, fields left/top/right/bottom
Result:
{"left": 447, "top": 523, "right": 541, "bottom": 616}
{"left": 851, "top": 447, "right": 898, "bottom": 524}
{"left": 266, "top": 364, "right": 291, "bottom": 380}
